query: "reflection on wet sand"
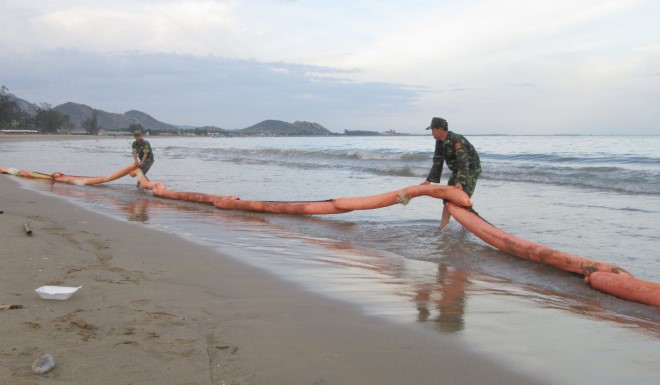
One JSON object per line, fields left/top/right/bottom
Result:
{"left": 44, "top": 182, "right": 165, "bottom": 223}
{"left": 414, "top": 264, "right": 468, "bottom": 332}
{"left": 127, "top": 198, "right": 150, "bottom": 222}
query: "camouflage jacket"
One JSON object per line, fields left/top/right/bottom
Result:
{"left": 426, "top": 131, "right": 480, "bottom": 185}
{"left": 132, "top": 139, "right": 154, "bottom": 161}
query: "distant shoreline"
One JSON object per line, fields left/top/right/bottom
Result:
{"left": 0, "top": 134, "right": 123, "bottom": 142}
{"left": 0, "top": 133, "right": 423, "bottom": 142}
{"left": 2, "top": 133, "right": 656, "bottom": 144}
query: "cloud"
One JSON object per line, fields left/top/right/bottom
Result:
{"left": 1, "top": 0, "right": 659, "bottom": 134}
{"left": 1, "top": 50, "right": 423, "bottom": 131}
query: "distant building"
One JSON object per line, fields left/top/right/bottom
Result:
{"left": 1, "top": 129, "right": 39, "bottom": 134}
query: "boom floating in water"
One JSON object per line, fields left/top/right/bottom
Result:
{"left": 0, "top": 164, "right": 139, "bottom": 185}
{"left": 2, "top": 164, "right": 658, "bottom": 307}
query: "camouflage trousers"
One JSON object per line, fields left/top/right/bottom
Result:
{"left": 140, "top": 158, "right": 154, "bottom": 176}
{"left": 448, "top": 165, "right": 481, "bottom": 198}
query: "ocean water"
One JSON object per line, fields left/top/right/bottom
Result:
{"left": 2, "top": 134, "right": 659, "bottom": 384}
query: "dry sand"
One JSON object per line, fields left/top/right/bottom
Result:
{"left": 1, "top": 137, "right": 546, "bottom": 384}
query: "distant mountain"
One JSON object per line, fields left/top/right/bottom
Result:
{"left": 6, "top": 94, "right": 179, "bottom": 132}
{"left": 54, "top": 102, "right": 179, "bottom": 131}
{"left": 6, "top": 91, "right": 340, "bottom": 135}
{"left": 11, "top": 96, "right": 39, "bottom": 116}
{"left": 238, "top": 120, "right": 333, "bottom": 136}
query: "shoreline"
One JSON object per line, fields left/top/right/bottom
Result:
{"left": 0, "top": 134, "right": 124, "bottom": 142}
{"left": 0, "top": 175, "right": 544, "bottom": 384}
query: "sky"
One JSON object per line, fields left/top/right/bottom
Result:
{"left": 1, "top": 0, "right": 659, "bottom": 135}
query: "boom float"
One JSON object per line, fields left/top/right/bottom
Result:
{"left": 2, "top": 164, "right": 658, "bottom": 307}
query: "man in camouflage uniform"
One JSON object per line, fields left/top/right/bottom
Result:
{"left": 132, "top": 130, "right": 154, "bottom": 187}
{"left": 421, "top": 117, "right": 481, "bottom": 229}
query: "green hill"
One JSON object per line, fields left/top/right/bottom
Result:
{"left": 54, "top": 102, "right": 179, "bottom": 131}
{"left": 238, "top": 120, "right": 333, "bottom": 136}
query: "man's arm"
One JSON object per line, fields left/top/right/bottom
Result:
{"left": 452, "top": 139, "right": 470, "bottom": 187}
{"left": 424, "top": 140, "right": 444, "bottom": 183}
{"left": 132, "top": 143, "right": 140, "bottom": 164}
{"left": 140, "top": 143, "right": 151, "bottom": 163}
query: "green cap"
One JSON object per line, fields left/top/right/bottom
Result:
{"left": 427, "top": 117, "right": 447, "bottom": 130}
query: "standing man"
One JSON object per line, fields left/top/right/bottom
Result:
{"left": 132, "top": 130, "right": 154, "bottom": 186}
{"left": 420, "top": 117, "right": 481, "bottom": 229}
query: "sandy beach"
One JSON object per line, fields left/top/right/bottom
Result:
{"left": 0, "top": 162, "right": 545, "bottom": 383}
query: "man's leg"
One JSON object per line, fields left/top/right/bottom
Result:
{"left": 440, "top": 203, "right": 451, "bottom": 230}
{"left": 440, "top": 176, "right": 457, "bottom": 229}
{"left": 136, "top": 160, "right": 153, "bottom": 188}
{"left": 141, "top": 159, "right": 154, "bottom": 176}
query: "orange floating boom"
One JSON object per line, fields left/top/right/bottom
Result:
{"left": 587, "top": 272, "right": 660, "bottom": 307}
{"left": 213, "top": 199, "right": 353, "bottom": 214}
{"left": 51, "top": 164, "right": 139, "bottom": 185}
{"left": 333, "top": 185, "right": 471, "bottom": 211}
{"left": 131, "top": 167, "right": 473, "bottom": 214}
{"left": 0, "top": 167, "right": 54, "bottom": 180}
{"left": 445, "top": 203, "right": 660, "bottom": 307}
{"left": 446, "top": 203, "right": 631, "bottom": 277}
{"left": 212, "top": 185, "right": 471, "bottom": 215}
{"left": 2, "top": 164, "right": 138, "bottom": 185}
{"left": 132, "top": 169, "right": 240, "bottom": 204}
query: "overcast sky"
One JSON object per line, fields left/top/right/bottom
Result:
{"left": 1, "top": 0, "right": 659, "bottom": 134}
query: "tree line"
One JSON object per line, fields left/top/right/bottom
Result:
{"left": 1, "top": 85, "right": 120, "bottom": 135}
{"left": 2, "top": 86, "right": 73, "bottom": 133}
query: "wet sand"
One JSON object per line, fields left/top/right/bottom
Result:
{"left": 0, "top": 175, "right": 547, "bottom": 383}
